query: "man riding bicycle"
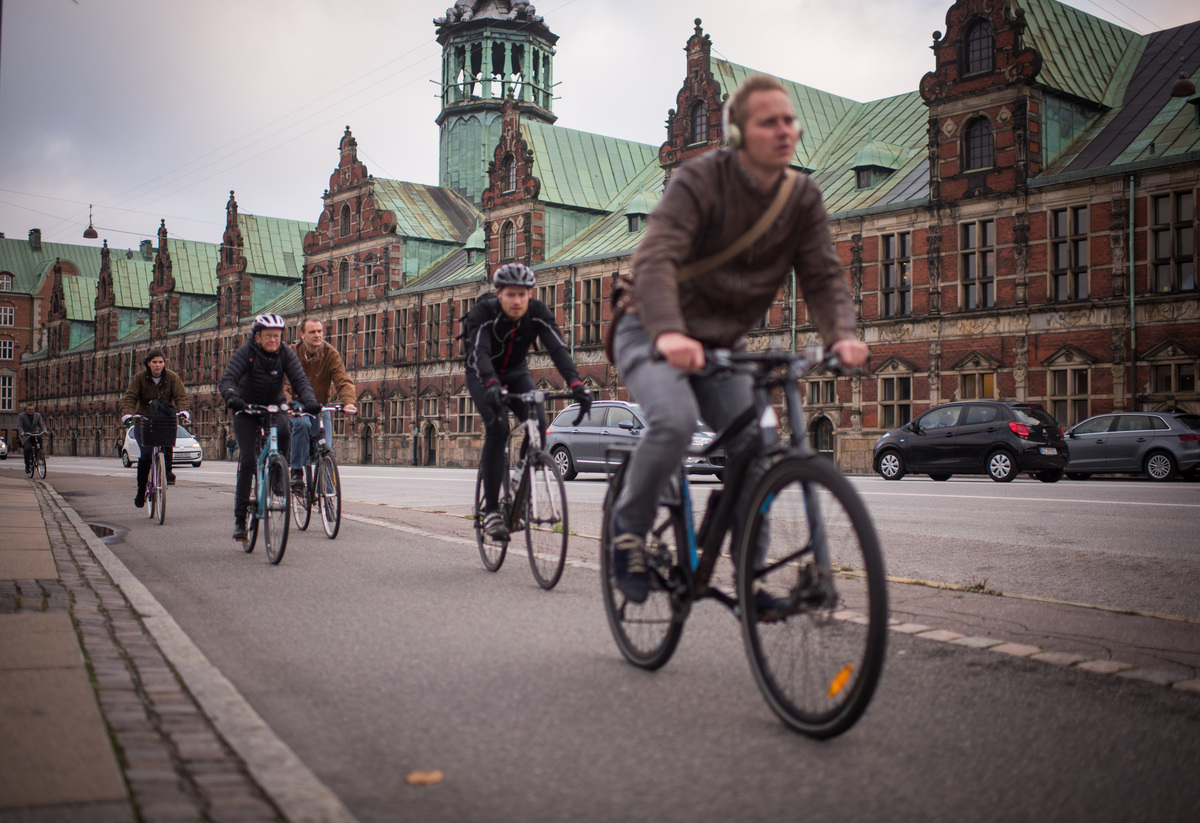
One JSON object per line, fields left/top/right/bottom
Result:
{"left": 284, "top": 316, "right": 357, "bottom": 490}
{"left": 463, "top": 262, "right": 591, "bottom": 540}
{"left": 609, "top": 74, "right": 869, "bottom": 603}
{"left": 121, "top": 348, "right": 190, "bottom": 508}
{"left": 219, "top": 313, "right": 321, "bottom": 542}
{"left": 17, "top": 402, "right": 47, "bottom": 474}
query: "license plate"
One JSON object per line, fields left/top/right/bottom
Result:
{"left": 1039, "top": 447, "right": 1057, "bottom": 455}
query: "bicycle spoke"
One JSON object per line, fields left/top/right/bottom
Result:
{"left": 525, "top": 456, "right": 568, "bottom": 590}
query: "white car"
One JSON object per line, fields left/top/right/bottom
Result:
{"left": 0, "top": 436, "right": 7, "bottom": 459}
{"left": 121, "top": 424, "right": 203, "bottom": 467}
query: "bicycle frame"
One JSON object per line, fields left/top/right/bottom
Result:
{"left": 501, "top": 390, "right": 574, "bottom": 531}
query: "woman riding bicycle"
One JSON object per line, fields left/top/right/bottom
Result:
{"left": 219, "top": 313, "right": 321, "bottom": 542}
{"left": 462, "top": 262, "right": 591, "bottom": 541}
{"left": 121, "top": 348, "right": 190, "bottom": 508}
{"left": 609, "top": 75, "right": 868, "bottom": 603}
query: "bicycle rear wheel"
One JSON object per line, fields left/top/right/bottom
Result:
{"left": 525, "top": 453, "right": 568, "bottom": 590}
{"left": 292, "top": 465, "right": 312, "bottom": 530}
{"left": 736, "top": 456, "right": 887, "bottom": 738}
{"left": 474, "top": 464, "right": 507, "bottom": 571}
{"left": 600, "top": 461, "right": 688, "bottom": 670}
{"left": 36, "top": 452, "right": 46, "bottom": 479}
{"left": 262, "top": 454, "right": 290, "bottom": 565}
{"left": 244, "top": 473, "right": 259, "bottom": 553}
{"left": 153, "top": 451, "right": 167, "bottom": 525}
{"left": 315, "top": 454, "right": 341, "bottom": 539}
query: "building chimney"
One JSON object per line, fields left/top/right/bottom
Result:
{"left": 140, "top": 239, "right": 154, "bottom": 260}
{"left": 29, "top": 228, "right": 42, "bottom": 251}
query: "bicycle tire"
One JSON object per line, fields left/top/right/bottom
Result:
{"left": 599, "top": 461, "right": 688, "bottom": 670}
{"left": 474, "top": 464, "right": 507, "bottom": 571}
{"left": 292, "top": 464, "right": 312, "bottom": 530}
{"left": 36, "top": 451, "right": 46, "bottom": 479}
{"left": 153, "top": 451, "right": 167, "bottom": 525}
{"left": 244, "top": 472, "right": 259, "bottom": 553}
{"left": 524, "top": 452, "right": 568, "bottom": 590}
{"left": 736, "top": 456, "right": 887, "bottom": 738}
{"left": 262, "top": 454, "right": 290, "bottom": 565}
{"left": 316, "top": 454, "right": 341, "bottom": 539}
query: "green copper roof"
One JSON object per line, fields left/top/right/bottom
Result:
{"left": 522, "top": 120, "right": 659, "bottom": 211}
{"left": 165, "top": 238, "right": 221, "bottom": 294}
{"left": 62, "top": 274, "right": 97, "bottom": 321}
{"left": 108, "top": 254, "right": 152, "bottom": 310}
{"left": 238, "top": 213, "right": 314, "bottom": 281}
{"left": 0, "top": 237, "right": 102, "bottom": 293}
{"left": 372, "top": 179, "right": 479, "bottom": 242}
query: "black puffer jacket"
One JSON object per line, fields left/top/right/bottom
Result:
{"left": 219, "top": 338, "right": 317, "bottom": 408}
{"left": 463, "top": 293, "right": 580, "bottom": 386}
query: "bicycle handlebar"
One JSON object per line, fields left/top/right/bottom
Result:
{"left": 124, "top": 412, "right": 189, "bottom": 426}
{"left": 496, "top": 388, "right": 589, "bottom": 425}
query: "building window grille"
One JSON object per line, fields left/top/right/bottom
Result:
{"left": 389, "top": 398, "right": 407, "bottom": 434}
{"left": 334, "top": 317, "right": 350, "bottom": 361}
{"left": 1151, "top": 192, "right": 1196, "bottom": 293}
{"left": 965, "top": 20, "right": 994, "bottom": 74}
{"left": 456, "top": 395, "right": 475, "bottom": 433}
{"left": 362, "top": 314, "right": 377, "bottom": 366}
{"left": 393, "top": 309, "right": 407, "bottom": 362}
{"left": 581, "top": 277, "right": 602, "bottom": 345}
{"left": 1051, "top": 206, "right": 1089, "bottom": 301}
{"left": 807, "top": 378, "right": 837, "bottom": 406}
{"left": 689, "top": 101, "right": 708, "bottom": 145}
{"left": 1050, "top": 367, "right": 1090, "bottom": 426}
{"left": 879, "top": 375, "right": 912, "bottom": 429}
{"left": 964, "top": 117, "right": 994, "bottom": 171}
{"left": 501, "top": 222, "right": 516, "bottom": 260}
{"left": 961, "top": 219, "right": 995, "bottom": 309}
{"left": 961, "top": 372, "right": 995, "bottom": 399}
{"left": 425, "top": 303, "right": 441, "bottom": 359}
{"left": 339, "top": 260, "right": 350, "bottom": 292}
{"left": 340, "top": 204, "right": 351, "bottom": 237}
{"left": 881, "top": 232, "right": 912, "bottom": 317}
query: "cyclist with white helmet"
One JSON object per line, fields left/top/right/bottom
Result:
{"left": 461, "top": 262, "right": 592, "bottom": 540}
{"left": 219, "top": 313, "right": 321, "bottom": 541}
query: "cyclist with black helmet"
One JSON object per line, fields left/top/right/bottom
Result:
{"left": 219, "top": 313, "right": 322, "bottom": 542}
{"left": 462, "top": 262, "right": 592, "bottom": 540}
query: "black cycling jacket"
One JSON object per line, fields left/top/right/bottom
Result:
{"left": 464, "top": 294, "right": 580, "bottom": 386}
{"left": 219, "top": 338, "right": 317, "bottom": 408}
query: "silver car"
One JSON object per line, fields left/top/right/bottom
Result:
{"left": 1064, "top": 411, "right": 1200, "bottom": 481}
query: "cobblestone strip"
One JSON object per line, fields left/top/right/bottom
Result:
{"left": 32, "top": 481, "right": 286, "bottom": 823}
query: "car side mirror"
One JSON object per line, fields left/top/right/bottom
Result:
{"left": 618, "top": 420, "right": 635, "bottom": 430}
{"left": 909, "top": 422, "right": 922, "bottom": 434}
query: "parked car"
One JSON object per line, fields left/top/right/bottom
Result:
{"left": 873, "top": 400, "right": 1068, "bottom": 483}
{"left": 0, "top": 436, "right": 7, "bottom": 459}
{"left": 545, "top": 400, "right": 724, "bottom": 480}
{"left": 121, "top": 425, "right": 204, "bottom": 467}
{"left": 1064, "top": 411, "right": 1200, "bottom": 481}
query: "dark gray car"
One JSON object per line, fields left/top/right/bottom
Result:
{"left": 545, "top": 400, "right": 723, "bottom": 480}
{"left": 1064, "top": 412, "right": 1200, "bottom": 481}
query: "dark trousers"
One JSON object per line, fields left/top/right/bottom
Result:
{"left": 232, "top": 412, "right": 290, "bottom": 519}
{"left": 131, "top": 427, "right": 172, "bottom": 497}
{"left": 466, "top": 369, "right": 542, "bottom": 512}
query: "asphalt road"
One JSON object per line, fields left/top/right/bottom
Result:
{"left": 12, "top": 458, "right": 1200, "bottom": 822}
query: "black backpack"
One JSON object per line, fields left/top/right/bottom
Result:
{"left": 458, "top": 292, "right": 497, "bottom": 358}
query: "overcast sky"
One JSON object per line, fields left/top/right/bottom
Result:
{"left": 1, "top": 0, "right": 1195, "bottom": 250}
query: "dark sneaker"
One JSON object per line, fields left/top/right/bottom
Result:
{"left": 232, "top": 520, "right": 247, "bottom": 541}
{"left": 752, "top": 586, "right": 791, "bottom": 623}
{"left": 290, "top": 469, "right": 305, "bottom": 490}
{"left": 482, "top": 510, "right": 509, "bottom": 540}
{"left": 134, "top": 492, "right": 145, "bottom": 509}
{"left": 613, "top": 532, "right": 648, "bottom": 603}
{"left": 167, "top": 473, "right": 177, "bottom": 485}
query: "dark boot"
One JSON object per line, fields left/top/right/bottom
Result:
{"left": 232, "top": 517, "right": 247, "bottom": 541}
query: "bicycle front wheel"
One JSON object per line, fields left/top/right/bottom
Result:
{"left": 525, "top": 453, "right": 568, "bottom": 590}
{"left": 736, "top": 456, "right": 887, "bottom": 738}
{"left": 262, "top": 454, "right": 290, "bottom": 565}
{"left": 600, "top": 461, "right": 688, "bottom": 670}
{"left": 36, "top": 452, "right": 46, "bottom": 479}
{"left": 474, "top": 464, "right": 507, "bottom": 571}
{"left": 153, "top": 451, "right": 167, "bottom": 525}
{"left": 244, "top": 472, "right": 259, "bottom": 554}
{"left": 315, "top": 454, "right": 341, "bottom": 539}
{"left": 292, "top": 465, "right": 312, "bottom": 531}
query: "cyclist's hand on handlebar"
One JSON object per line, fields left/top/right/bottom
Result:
{"left": 570, "top": 381, "right": 592, "bottom": 424}
{"left": 225, "top": 394, "right": 247, "bottom": 412}
{"left": 121, "top": 414, "right": 133, "bottom": 425}
{"left": 303, "top": 400, "right": 323, "bottom": 416}
{"left": 655, "top": 332, "right": 705, "bottom": 373}
{"left": 483, "top": 380, "right": 505, "bottom": 412}
{"left": 343, "top": 403, "right": 358, "bottom": 415}
{"left": 830, "top": 338, "right": 870, "bottom": 370}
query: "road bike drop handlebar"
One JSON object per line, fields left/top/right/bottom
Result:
{"left": 495, "top": 388, "right": 590, "bottom": 426}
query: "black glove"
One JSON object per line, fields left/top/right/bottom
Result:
{"left": 226, "top": 394, "right": 247, "bottom": 412}
{"left": 571, "top": 382, "right": 592, "bottom": 418}
{"left": 304, "top": 400, "right": 323, "bottom": 416}
{"left": 484, "top": 381, "right": 505, "bottom": 412}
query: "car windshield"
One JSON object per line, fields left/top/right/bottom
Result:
{"left": 176, "top": 425, "right": 191, "bottom": 438}
{"left": 1011, "top": 406, "right": 1058, "bottom": 427}
{"left": 1177, "top": 414, "right": 1200, "bottom": 431}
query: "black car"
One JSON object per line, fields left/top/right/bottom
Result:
{"left": 873, "top": 400, "right": 1068, "bottom": 482}
{"left": 545, "top": 400, "right": 724, "bottom": 480}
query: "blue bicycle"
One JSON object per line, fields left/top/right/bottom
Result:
{"left": 238, "top": 403, "right": 293, "bottom": 564}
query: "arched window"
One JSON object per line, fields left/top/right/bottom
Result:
{"left": 502, "top": 154, "right": 517, "bottom": 192}
{"left": 689, "top": 101, "right": 708, "bottom": 145}
{"left": 340, "top": 204, "right": 351, "bottom": 237}
{"left": 964, "top": 117, "right": 994, "bottom": 171}
{"left": 965, "top": 20, "right": 994, "bottom": 74}
{"left": 501, "top": 221, "right": 516, "bottom": 260}
{"left": 339, "top": 260, "right": 351, "bottom": 291}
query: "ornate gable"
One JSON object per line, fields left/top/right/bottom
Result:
{"left": 482, "top": 98, "right": 540, "bottom": 209}
{"left": 920, "top": 2, "right": 1041, "bottom": 104}
{"left": 329, "top": 126, "right": 370, "bottom": 196}
{"left": 659, "top": 19, "right": 724, "bottom": 177}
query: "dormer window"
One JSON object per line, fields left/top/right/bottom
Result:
{"left": 965, "top": 20, "right": 994, "bottom": 75}
{"left": 688, "top": 101, "right": 709, "bottom": 145}
{"left": 0, "top": 273, "right": 11, "bottom": 292}
{"left": 856, "top": 169, "right": 873, "bottom": 189}
{"left": 964, "top": 117, "right": 994, "bottom": 171}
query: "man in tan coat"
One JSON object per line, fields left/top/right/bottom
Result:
{"left": 121, "top": 348, "right": 190, "bottom": 507}
{"left": 287, "top": 317, "right": 357, "bottom": 487}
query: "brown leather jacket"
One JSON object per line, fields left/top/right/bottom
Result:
{"left": 284, "top": 340, "right": 356, "bottom": 406}
{"left": 121, "top": 368, "right": 189, "bottom": 417}
{"left": 630, "top": 148, "right": 855, "bottom": 349}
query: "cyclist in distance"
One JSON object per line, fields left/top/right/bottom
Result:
{"left": 17, "top": 401, "right": 47, "bottom": 474}
{"left": 219, "top": 313, "right": 321, "bottom": 541}
{"left": 609, "top": 74, "right": 869, "bottom": 603}
{"left": 463, "top": 262, "right": 592, "bottom": 540}
{"left": 120, "top": 348, "right": 190, "bottom": 507}
{"left": 284, "top": 316, "right": 357, "bottom": 489}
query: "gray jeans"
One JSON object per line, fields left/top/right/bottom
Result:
{"left": 613, "top": 313, "right": 757, "bottom": 537}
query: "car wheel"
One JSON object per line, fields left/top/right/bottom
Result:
{"left": 987, "top": 450, "right": 1017, "bottom": 482}
{"left": 1066, "top": 472, "right": 1090, "bottom": 481}
{"left": 1144, "top": 451, "right": 1178, "bottom": 482}
{"left": 1034, "top": 469, "right": 1064, "bottom": 483}
{"left": 877, "top": 450, "right": 905, "bottom": 480}
{"left": 551, "top": 447, "right": 577, "bottom": 481}
{"left": 121, "top": 450, "right": 132, "bottom": 468}
{"left": 928, "top": 473, "right": 952, "bottom": 481}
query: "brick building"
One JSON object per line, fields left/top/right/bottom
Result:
{"left": 6, "top": 0, "right": 1199, "bottom": 474}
